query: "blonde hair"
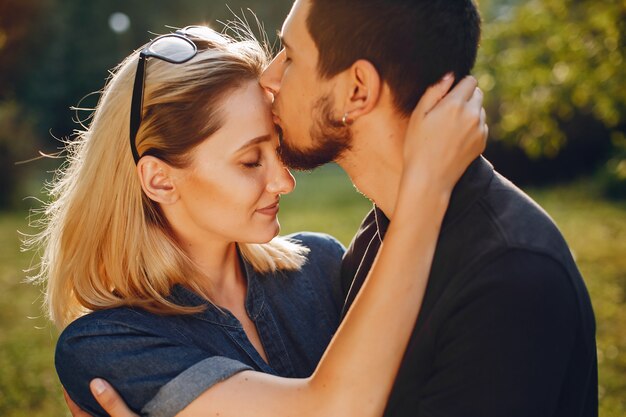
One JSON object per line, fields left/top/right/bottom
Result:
{"left": 27, "top": 28, "right": 308, "bottom": 329}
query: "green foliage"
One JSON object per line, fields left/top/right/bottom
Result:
{"left": 601, "top": 132, "right": 626, "bottom": 199}
{"left": 0, "top": 101, "right": 40, "bottom": 209}
{"left": 476, "top": 0, "right": 626, "bottom": 158}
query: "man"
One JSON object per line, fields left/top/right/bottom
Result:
{"left": 264, "top": 2, "right": 598, "bottom": 415}
{"left": 73, "top": 0, "right": 597, "bottom": 415}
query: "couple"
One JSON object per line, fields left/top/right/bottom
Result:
{"left": 39, "top": 0, "right": 597, "bottom": 416}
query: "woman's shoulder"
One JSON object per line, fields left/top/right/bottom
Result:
{"left": 274, "top": 232, "right": 346, "bottom": 322}
{"left": 56, "top": 307, "right": 183, "bottom": 374}
{"left": 55, "top": 306, "right": 225, "bottom": 416}
{"left": 285, "top": 231, "right": 346, "bottom": 264}
{"left": 58, "top": 306, "right": 162, "bottom": 341}
{"left": 55, "top": 308, "right": 172, "bottom": 376}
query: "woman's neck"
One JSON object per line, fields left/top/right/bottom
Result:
{"left": 179, "top": 236, "right": 246, "bottom": 304}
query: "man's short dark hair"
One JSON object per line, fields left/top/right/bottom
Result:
{"left": 306, "top": 0, "right": 481, "bottom": 116}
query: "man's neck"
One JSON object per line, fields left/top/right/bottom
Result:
{"left": 336, "top": 113, "right": 409, "bottom": 219}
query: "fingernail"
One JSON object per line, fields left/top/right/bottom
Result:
{"left": 92, "top": 379, "right": 107, "bottom": 395}
{"left": 442, "top": 72, "right": 453, "bottom": 80}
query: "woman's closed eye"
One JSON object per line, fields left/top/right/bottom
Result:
{"left": 241, "top": 151, "right": 263, "bottom": 168}
{"left": 240, "top": 141, "right": 282, "bottom": 169}
{"left": 242, "top": 159, "right": 262, "bottom": 168}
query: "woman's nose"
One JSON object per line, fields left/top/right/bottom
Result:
{"left": 267, "top": 165, "right": 295, "bottom": 196}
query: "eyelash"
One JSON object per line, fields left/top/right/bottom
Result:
{"left": 242, "top": 152, "right": 264, "bottom": 168}
{"left": 242, "top": 146, "right": 280, "bottom": 169}
{"left": 243, "top": 161, "right": 262, "bottom": 168}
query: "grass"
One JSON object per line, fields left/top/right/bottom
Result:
{"left": 0, "top": 213, "right": 65, "bottom": 416}
{"left": 0, "top": 163, "right": 624, "bottom": 416}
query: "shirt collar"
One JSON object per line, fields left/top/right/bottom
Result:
{"left": 374, "top": 156, "right": 495, "bottom": 240}
{"left": 169, "top": 252, "right": 266, "bottom": 326}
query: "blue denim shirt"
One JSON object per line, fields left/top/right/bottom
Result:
{"left": 56, "top": 232, "right": 345, "bottom": 417}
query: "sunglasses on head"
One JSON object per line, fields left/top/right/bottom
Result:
{"left": 129, "top": 26, "right": 225, "bottom": 164}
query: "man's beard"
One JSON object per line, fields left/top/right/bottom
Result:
{"left": 277, "top": 95, "right": 352, "bottom": 171}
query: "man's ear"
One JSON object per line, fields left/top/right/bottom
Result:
{"left": 136, "top": 156, "right": 178, "bottom": 205}
{"left": 342, "top": 59, "right": 382, "bottom": 122}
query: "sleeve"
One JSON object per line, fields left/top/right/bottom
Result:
{"left": 400, "top": 250, "right": 582, "bottom": 417}
{"left": 55, "top": 315, "right": 252, "bottom": 417}
{"left": 142, "top": 357, "right": 251, "bottom": 417}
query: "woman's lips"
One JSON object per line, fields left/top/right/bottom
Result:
{"left": 256, "top": 202, "right": 279, "bottom": 216}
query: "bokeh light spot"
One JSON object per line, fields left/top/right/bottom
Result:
{"left": 551, "top": 62, "right": 571, "bottom": 84}
{"left": 109, "top": 12, "right": 131, "bottom": 34}
{"left": 478, "top": 73, "right": 496, "bottom": 92}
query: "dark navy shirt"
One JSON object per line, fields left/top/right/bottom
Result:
{"left": 56, "top": 232, "right": 345, "bottom": 417}
{"left": 341, "top": 157, "right": 598, "bottom": 417}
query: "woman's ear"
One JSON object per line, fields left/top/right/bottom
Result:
{"left": 136, "top": 156, "right": 178, "bottom": 205}
{"left": 342, "top": 59, "right": 382, "bottom": 122}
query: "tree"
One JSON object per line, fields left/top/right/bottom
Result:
{"left": 475, "top": 0, "right": 626, "bottom": 190}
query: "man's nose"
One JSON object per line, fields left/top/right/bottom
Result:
{"left": 259, "top": 50, "right": 284, "bottom": 96}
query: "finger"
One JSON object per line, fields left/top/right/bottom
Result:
{"left": 90, "top": 379, "right": 138, "bottom": 417}
{"left": 467, "top": 86, "right": 484, "bottom": 113}
{"left": 413, "top": 72, "right": 455, "bottom": 116}
{"left": 64, "top": 389, "right": 92, "bottom": 417}
{"left": 445, "top": 75, "right": 478, "bottom": 102}
{"left": 478, "top": 107, "right": 488, "bottom": 150}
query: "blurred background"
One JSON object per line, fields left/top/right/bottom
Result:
{"left": 0, "top": 0, "right": 624, "bottom": 415}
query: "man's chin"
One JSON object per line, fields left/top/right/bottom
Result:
{"left": 277, "top": 129, "right": 334, "bottom": 171}
{"left": 274, "top": 95, "right": 352, "bottom": 170}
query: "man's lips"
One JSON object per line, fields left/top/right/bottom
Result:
{"left": 256, "top": 201, "right": 280, "bottom": 216}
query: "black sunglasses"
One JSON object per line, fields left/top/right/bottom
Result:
{"left": 129, "top": 26, "right": 225, "bottom": 164}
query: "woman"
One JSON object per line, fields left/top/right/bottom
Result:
{"left": 33, "top": 26, "right": 486, "bottom": 417}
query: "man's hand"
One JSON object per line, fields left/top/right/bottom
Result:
{"left": 64, "top": 379, "right": 138, "bottom": 417}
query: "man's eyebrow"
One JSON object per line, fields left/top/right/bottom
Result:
{"left": 236, "top": 134, "right": 272, "bottom": 152}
